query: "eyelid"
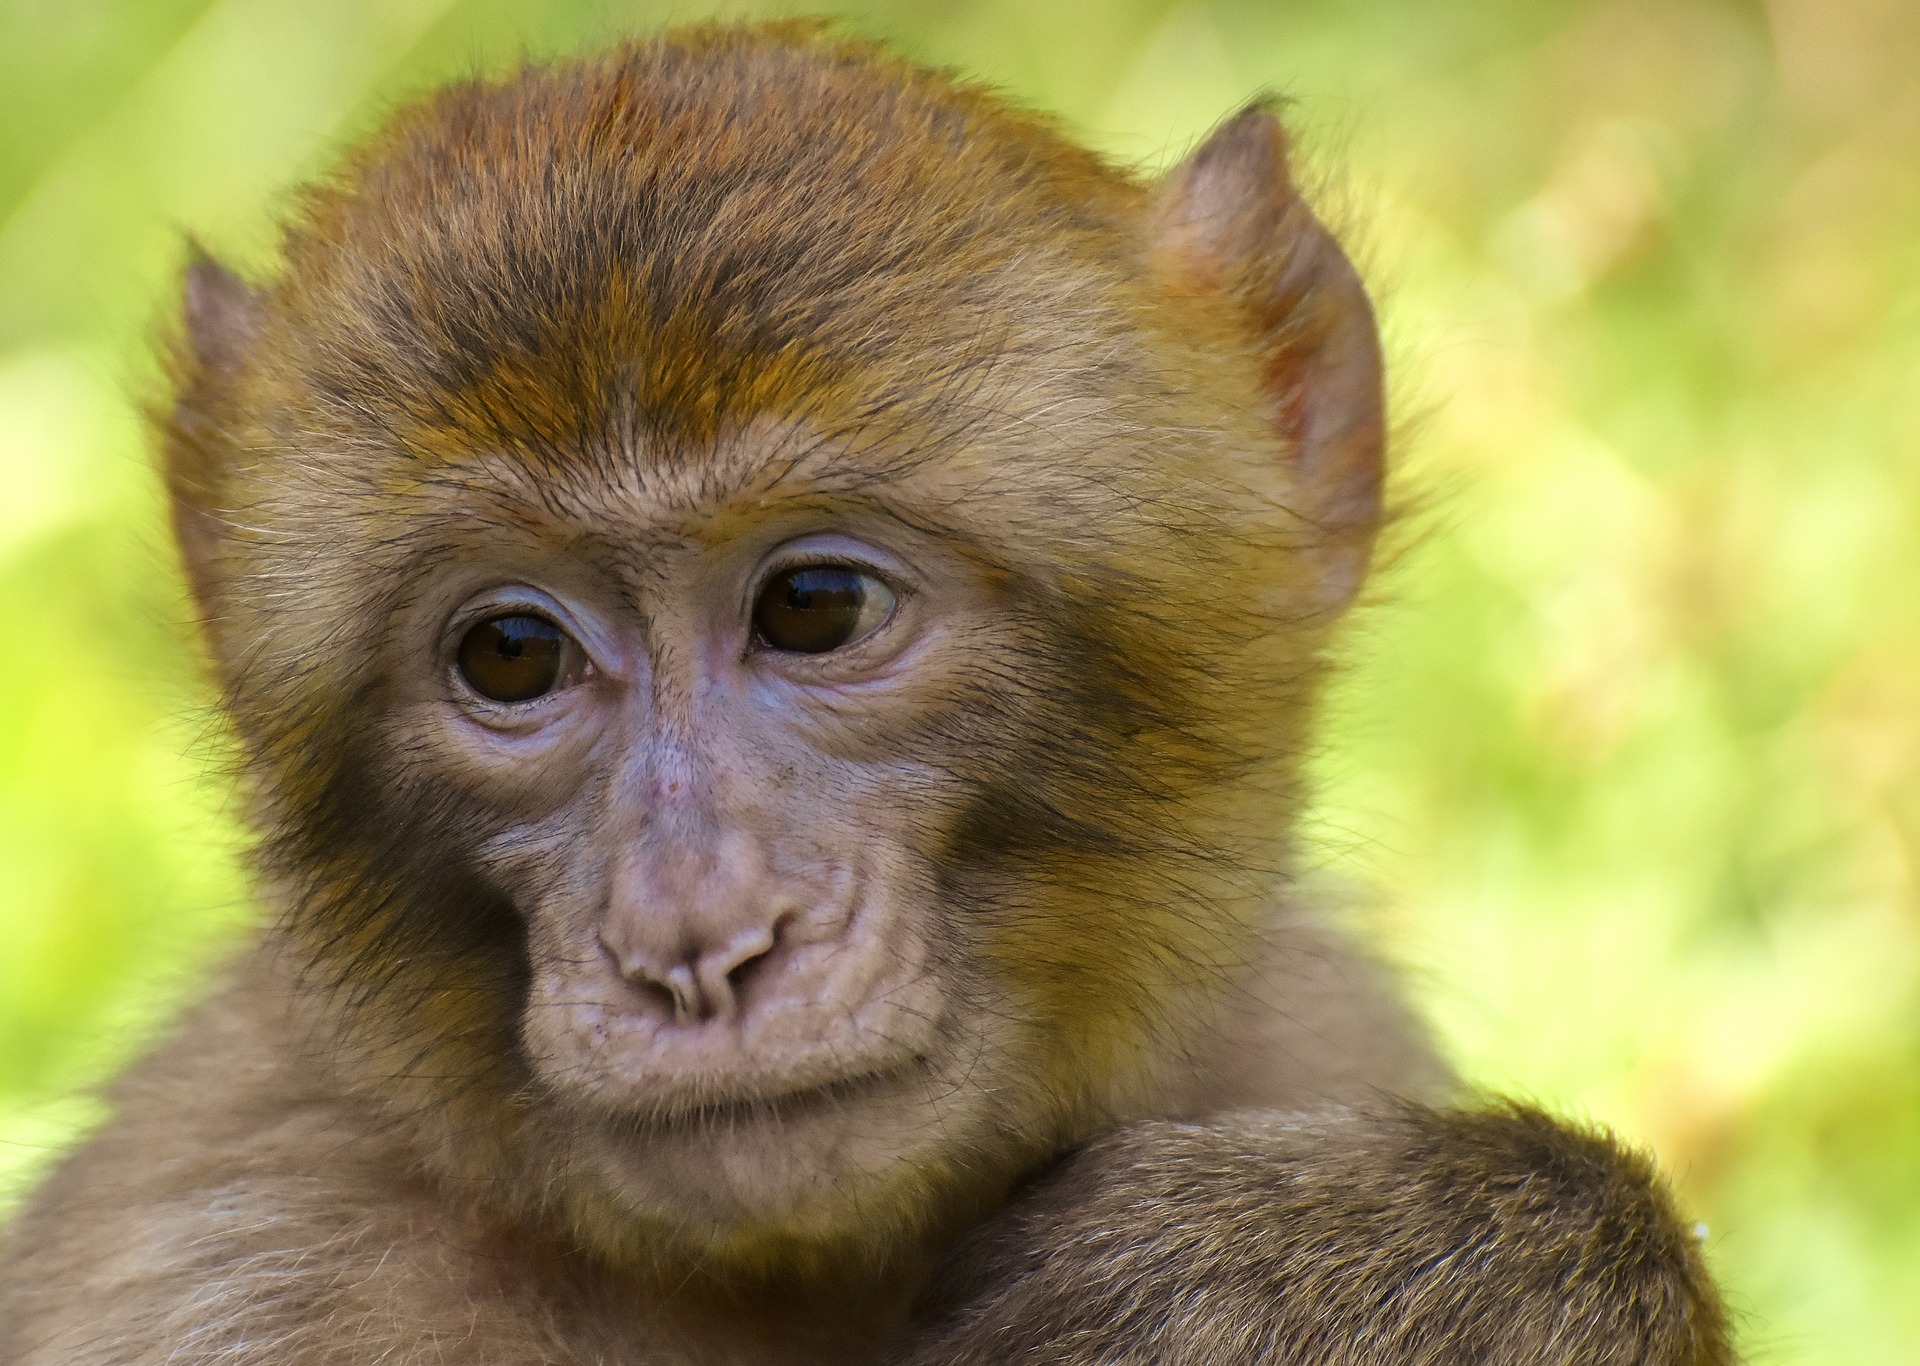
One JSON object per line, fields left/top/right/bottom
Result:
{"left": 447, "top": 597, "right": 563, "bottom": 640}
{"left": 444, "top": 588, "right": 604, "bottom": 659}
{"left": 750, "top": 545, "right": 913, "bottom": 610}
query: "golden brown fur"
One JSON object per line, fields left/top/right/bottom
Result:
{"left": 0, "top": 23, "right": 1728, "bottom": 1365}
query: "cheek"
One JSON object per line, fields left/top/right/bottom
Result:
{"left": 391, "top": 688, "right": 617, "bottom": 821}
{"left": 470, "top": 804, "right": 614, "bottom": 929}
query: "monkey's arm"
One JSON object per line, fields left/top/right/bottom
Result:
{"left": 897, "top": 1105, "right": 1732, "bottom": 1366}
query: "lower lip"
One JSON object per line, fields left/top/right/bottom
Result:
{"left": 620, "top": 1060, "right": 926, "bottom": 1131}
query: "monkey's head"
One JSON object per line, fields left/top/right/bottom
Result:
{"left": 162, "top": 26, "right": 1384, "bottom": 1275}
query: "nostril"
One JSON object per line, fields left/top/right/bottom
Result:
{"left": 724, "top": 953, "right": 763, "bottom": 995}
{"left": 697, "top": 918, "right": 786, "bottom": 1023}
{"left": 628, "top": 975, "right": 681, "bottom": 1021}
{"left": 601, "top": 935, "right": 691, "bottom": 1021}
{"left": 723, "top": 939, "right": 774, "bottom": 997}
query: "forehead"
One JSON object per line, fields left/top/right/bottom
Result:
{"left": 259, "top": 33, "right": 1155, "bottom": 477}
{"left": 384, "top": 376, "right": 1192, "bottom": 592}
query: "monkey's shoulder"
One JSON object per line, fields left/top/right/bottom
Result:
{"left": 0, "top": 953, "right": 609, "bottom": 1365}
{"left": 1167, "top": 907, "right": 1453, "bottom": 1115}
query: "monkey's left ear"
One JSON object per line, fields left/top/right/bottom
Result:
{"left": 1152, "top": 105, "right": 1384, "bottom": 613}
{"left": 166, "top": 245, "right": 265, "bottom": 636}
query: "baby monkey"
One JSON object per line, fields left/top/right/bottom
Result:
{"left": 0, "top": 23, "right": 1729, "bottom": 1366}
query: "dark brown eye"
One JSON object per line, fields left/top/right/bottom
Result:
{"left": 456, "top": 614, "right": 576, "bottom": 703}
{"left": 753, "top": 566, "right": 896, "bottom": 654}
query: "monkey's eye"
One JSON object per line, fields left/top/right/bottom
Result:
{"left": 753, "top": 566, "right": 896, "bottom": 654}
{"left": 456, "top": 614, "right": 579, "bottom": 703}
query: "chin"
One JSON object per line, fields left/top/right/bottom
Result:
{"left": 539, "top": 1039, "right": 1027, "bottom": 1267}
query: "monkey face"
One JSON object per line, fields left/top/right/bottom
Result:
{"left": 232, "top": 402, "right": 1291, "bottom": 1254}
{"left": 368, "top": 457, "right": 1032, "bottom": 1235}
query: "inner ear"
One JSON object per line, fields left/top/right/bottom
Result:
{"left": 182, "top": 244, "right": 265, "bottom": 379}
{"left": 1152, "top": 105, "right": 1385, "bottom": 614}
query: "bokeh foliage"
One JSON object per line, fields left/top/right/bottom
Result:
{"left": 2, "top": 0, "right": 1916, "bottom": 1359}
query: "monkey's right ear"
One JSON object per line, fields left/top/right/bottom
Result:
{"left": 1152, "top": 106, "right": 1385, "bottom": 614}
{"left": 167, "top": 246, "right": 264, "bottom": 631}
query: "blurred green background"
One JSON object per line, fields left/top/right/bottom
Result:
{"left": 1, "top": 0, "right": 1915, "bottom": 1358}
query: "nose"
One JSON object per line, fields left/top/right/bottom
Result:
{"left": 602, "top": 921, "right": 779, "bottom": 1024}
{"left": 598, "top": 830, "right": 788, "bottom": 1025}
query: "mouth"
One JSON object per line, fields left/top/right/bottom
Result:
{"left": 569, "top": 1052, "right": 935, "bottom": 1132}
